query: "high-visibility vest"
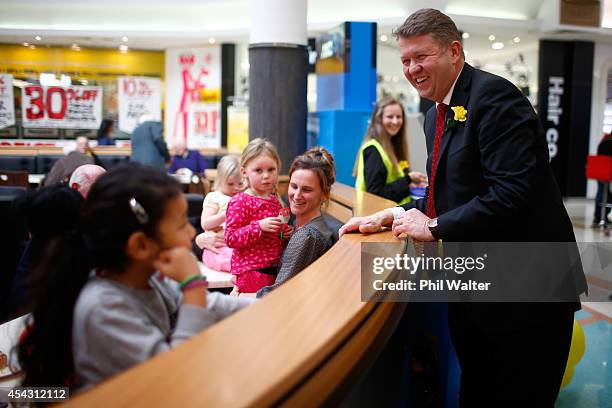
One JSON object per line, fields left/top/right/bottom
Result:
{"left": 355, "top": 139, "right": 411, "bottom": 205}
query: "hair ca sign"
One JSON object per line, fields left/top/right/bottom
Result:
{"left": 546, "top": 76, "right": 564, "bottom": 161}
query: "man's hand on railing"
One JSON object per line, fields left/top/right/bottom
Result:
{"left": 338, "top": 209, "right": 395, "bottom": 237}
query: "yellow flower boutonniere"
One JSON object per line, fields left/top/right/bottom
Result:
{"left": 447, "top": 106, "right": 468, "bottom": 129}
{"left": 398, "top": 160, "right": 410, "bottom": 176}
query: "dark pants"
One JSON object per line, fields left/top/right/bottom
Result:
{"left": 448, "top": 303, "right": 575, "bottom": 407}
{"left": 593, "top": 181, "right": 612, "bottom": 223}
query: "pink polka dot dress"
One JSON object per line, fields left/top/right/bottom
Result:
{"left": 224, "top": 192, "right": 283, "bottom": 292}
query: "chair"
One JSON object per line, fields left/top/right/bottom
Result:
{"left": 98, "top": 155, "right": 130, "bottom": 170}
{"left": 0, "top": 156, "right": 37, "bottom": 173}
{"left": 185, "top": 193, "right": 205, "bottom": 260}
{"left": 0, "top": 186, "right": 28, "bottom": 198}
{"left": 0, "top": 171, "right": 29, "bottom": 187}
{"left": 35, "top": 155, "right": 63, "bottom": 175}
{"left": 322, "top": 213, "right": 345, "bottom": 244}
{"left": 586, "top": 155, "right": 612, "bottom": 235}
{"left": 187, "top": 174, "right": 211, "bottom": 196}
{"left": 185, "top": 193, "right": 205, "bottom": 219}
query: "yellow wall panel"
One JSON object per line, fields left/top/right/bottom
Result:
{"left": 0, "top": 44, "right": 164, "bottom": 80}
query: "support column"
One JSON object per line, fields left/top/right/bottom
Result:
{"left": 538, "top": 40, "right": 594, "bottom": 197}
{"left": 249, "top": 0, "right": 308, "bottom": 172}
{"left": 221, "top": 43, "right": 236, "bottom": 148}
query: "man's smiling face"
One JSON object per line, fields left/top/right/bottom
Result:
{"left": 399, "top": 34, "right": 462, "bottom": 103}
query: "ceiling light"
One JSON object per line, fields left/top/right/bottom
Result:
{"left": 40, "top": 73, "right": 57, "bottom": 86}
{"left": 60, "top": 75, "right": 71, "bottom": 86}
{"left": 462, "top": 32, "right": 470, "bottom": 39}
{"left": 22, "top": 42, "right": 29, "bottom": 47}
{"left": 34, "top": 35, "right": 41, "bottom": 41}
{"left": 513, "top": 36, "right": 521, "bottom": 43}
{"left": 121, "top": 36, "right": 128, "bottom": 42}
{"left": 491, "top": 42, "right": 504, "bottom": 50}
{"left": 380, "top": 34, "right": 388, "bottom": 42}
{"left": 208, "top": 38, "right": 216, "bottom": 44}
{"left": 488, "top": 34, "right": 496, "bottom": 41}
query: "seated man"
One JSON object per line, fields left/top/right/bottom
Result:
{"left": 168, "top": 140, "right": 210, "bottom": 175}
{"left": 45, "top": 137, "right": 99, "bottom": 186}
{"left": 69, "top": 164, "right": 106, "bottom": 198}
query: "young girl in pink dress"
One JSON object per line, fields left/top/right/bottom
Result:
{"left": 225, "top": 138, "right": 289, "bottom": 293}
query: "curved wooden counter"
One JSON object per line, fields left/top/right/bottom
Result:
{"left": 65, "top": 184, "right": 405, "bottom": 407}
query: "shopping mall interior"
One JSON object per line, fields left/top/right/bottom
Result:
{"left": 0, "top": 0, "right": 611, "bottom": 407}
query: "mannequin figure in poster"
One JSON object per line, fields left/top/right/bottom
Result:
{"left": 173, "top": 55, "right": 209, "bottom": 143}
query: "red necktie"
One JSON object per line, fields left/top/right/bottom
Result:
{"left": 426, "top": 103, "right": 447, "bottom": 218}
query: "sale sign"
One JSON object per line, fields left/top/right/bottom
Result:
{"left": 117, "top": 76, "right": 162, "bottom": 133}
{"left": 187, "top": 102, "right": 221, "bottom": 148}
{"left": 21, "top": 85, "right": 102, "bottom": 129}
{"left": 0, "top": 74, "right": 15, "bottom": 129}
{"left": 165, "top": 47, "right": 221, "bottom": 148}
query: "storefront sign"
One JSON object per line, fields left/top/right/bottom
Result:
{"left": 0, "top": 74, "right": 15, "bottom": 129}
{"left": 546, "top": 77, "right": 564, "bottom": 160}
{"left": 117, "top": 76, "right": 162, "bottom": 133}
{"left": 21, "top": 85, "right": 102, "bottom": 129}
{"left": 165, "top": 47, "right": 221, "bottom": 148}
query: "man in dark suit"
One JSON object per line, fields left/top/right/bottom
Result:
{"left": 340, "top": 9, "right": 586, "bottom": 406}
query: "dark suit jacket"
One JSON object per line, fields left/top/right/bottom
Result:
{"left": 404, "top": 63, "right": 586, "bottom": 306}
{"left": 405, "top": 63, "right": 575, "bottom": 243}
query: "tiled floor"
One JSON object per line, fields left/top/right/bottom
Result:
{"left": 556, "top": 198, "right": 612, "bottom": 408}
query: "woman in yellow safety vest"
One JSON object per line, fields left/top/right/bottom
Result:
{"left": 354, "top": 97, "right": 427, "bottom": 205}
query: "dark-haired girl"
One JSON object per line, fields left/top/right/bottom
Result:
{"left": 96, "top": 119, "right": 115, "bottom": 146}
{"left": 19, "top": 163, "right": 254, "bottom": 391}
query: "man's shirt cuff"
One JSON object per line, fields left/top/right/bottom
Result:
{"left": 390, "top": 206, "right": 406, "bottom": 219}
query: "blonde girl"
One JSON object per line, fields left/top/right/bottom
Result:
{"left": 197, "top": 155, "right": 243, "bottom": 271}
{"left": 224, "top": 138, "right": 289, "bottom": 293}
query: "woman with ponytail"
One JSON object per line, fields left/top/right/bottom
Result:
{"left": 19, "top": 163, "right": 254, "bottom": 390}
{"left": 256, "top": 147, "right": 337, "bottom": 298}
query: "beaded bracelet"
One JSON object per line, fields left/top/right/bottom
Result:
{"left": 182, "top": 279, "right": 208, "bottom": 292}
{"left": 178, "top": 274, "right": 205, "bottom": 290}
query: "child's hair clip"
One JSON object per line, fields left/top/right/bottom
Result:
{"left": 129, "top": 197, "right": 149, "bottom": 225}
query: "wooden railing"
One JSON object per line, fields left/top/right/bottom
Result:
{"left": 65, "top": 183, "right": 405, "bottom": 407}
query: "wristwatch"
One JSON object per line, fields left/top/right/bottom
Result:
{"left": 426, "top": 217, "right": 439, "bottom": 240}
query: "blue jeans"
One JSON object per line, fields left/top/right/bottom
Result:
{"left": 593, "top": 182, "right": 612, "bottom": 222}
